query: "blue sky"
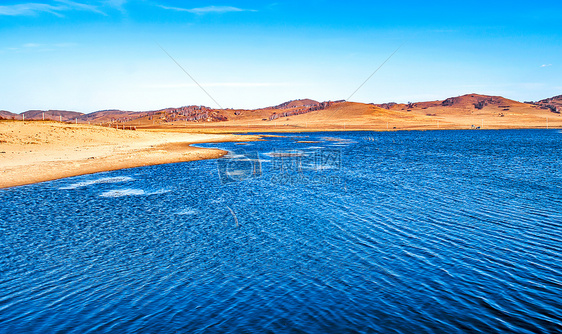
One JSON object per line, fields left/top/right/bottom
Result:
{"left": 1, "top": 0, "right": 560, "bottom": 112}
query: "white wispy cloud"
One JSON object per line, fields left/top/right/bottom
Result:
{"left": 540, "top": 64, "right": 552, "bottom": 68}
{"left": 0, "top": 3, "right": 64, "bottom": 16}
{"left": 158, "top": 5, "right": 256, "bottom": 14}
{"left": 103, "top": 0, "right": 127, "bottom": 13}
{"left": 57, "top": 0, "right": 105, "bottom": 14}
{"left": 4, "top": 42, "right": 78, "bottom": 52}
{"left": 0, "top": 0, "right": 104, "bottom": 17}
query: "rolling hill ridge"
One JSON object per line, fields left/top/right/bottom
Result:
{"left": 1, "top": 94, "right": 560, "bottom": 131}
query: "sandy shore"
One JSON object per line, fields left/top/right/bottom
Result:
{"left": 0, "top": 121, "right": 259, "bottom": 189}
{"left": 2, "top": 111, "right": 559, "bottom": 189}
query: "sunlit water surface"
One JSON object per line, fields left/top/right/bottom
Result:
{"left": 1, "top": 130, "right": 561, "bottom": 333}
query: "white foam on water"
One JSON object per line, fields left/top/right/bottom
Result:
{"left": 320, "top": 137, "right": 356, "bottom": 145}
{"left": 226, "top": 170, "right": 250, "bottom": 176}
{"left": 227, "top": 157, "right": 261, "bottom": 162}
{"left": 99, "top": 188, "right": 171, "bottom": 198}
{"left": 175, "top": 208, "right": 199, "bottom": 216}
{"left": 100, "top": 189, "right": 145, "bottom": 198}
{"left": 264, "top": 151, "right": 306, "bottom": 158}
{"left": 225, "top": 153, "right": 247, "bottom": 159}
{"left": 309, "top": 165, "right": 337, "bottom": 171}
{"left": 320, "top": 136, "right": 343, "bottom": 142}
{"left": 60, "top": 176, "right": 134, "bottom": 190}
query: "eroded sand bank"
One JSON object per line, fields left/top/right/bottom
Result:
{"left": 0, "top": 121, "right": 259, "bottom": 188}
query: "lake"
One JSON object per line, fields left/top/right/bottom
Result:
{"left": 1, "top": 130, "right": 561, "bottom": 333}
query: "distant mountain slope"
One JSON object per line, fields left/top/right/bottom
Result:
{"left": 21, "top": 110, "right": 84, "bottom": 122}
{"left": 271, "top": 99, "right": 320, "bottom": 109}
{"left": 110, "top": 100, "right": 340, "bottom": 125}
{"left": 1, "top": 93, "right": 559, "bottom": 128}
{"left": 537, "top": 94, "right": 562, "bottom": 103}
{"left": 532, "top": 95, "right": 562, "bottom": 113}
{"left": 363, "top": 93, "right": 562, "bottom": 130}
{"left": 78, "top": 110, "right": 148, "bottom": 123}
{"left": 0, "top": 110, "right": 17, "bottom": 120}
{"left": 377, "top": 94, "right": 529, "bottom": 111}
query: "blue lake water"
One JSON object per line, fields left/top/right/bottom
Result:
{"left": 1, "top": 130, "right": 561, "bottom": 333}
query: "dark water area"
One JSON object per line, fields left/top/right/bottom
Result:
{"left": 1, "top": 130, "right": 561, "bottom": 333}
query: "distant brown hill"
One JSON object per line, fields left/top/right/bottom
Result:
{"left": 78, "top": 109, "right": 148, "bottom": 123}
{"left": 532, "top": 95, "right": 562, "bottom": 113}
{"left": 108, "top": 100, "right": 340, "bottom": 126}
{"left": 0, "top": 110, "right": 17, "bottom": 120}
{"left": 1, "top": 109, "right": 83, "bottom": 121}
{"left": 1, "top": 93, "right": 560, "bottom": 130}
{"left": 377, "top": 94, "right": 530, "bottom": 112}
{"left": 21, "top": 110, "right": 84, "bottom": 122}
{"left": 537, "top": 94, "right": 562, "bottom": 103}
{"left": 271, "top": 99, "right": 320, "bottom": 109}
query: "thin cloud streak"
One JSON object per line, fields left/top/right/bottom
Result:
{"left": 0, "top": 1, "right": 105, "bottom": 16}
{"left": 158, "top": 5, "right": 256, "bottom": 14}
{"left": 3, "top": 42, "right": 78, "bottom": 52}
{"left": 0, "top": 1, "right": 253, "bottom": 17}
{"left": 56, "top": 0, "right": 105, "bottom": 15}
{"left": 103, "top": 0, "right": 128, "bottom": 14}
{"left": 0, "top": 3, "right": 64, "bottom": 16}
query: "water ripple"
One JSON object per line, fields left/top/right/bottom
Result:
{"left": 1, "top": 130, "right": 562, "bottom": 333}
